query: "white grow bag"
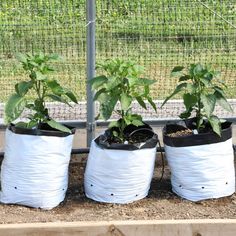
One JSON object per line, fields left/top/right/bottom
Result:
{"left": 84, "top": 140, "right": 157, "bottom": 204}
{"left": 164, "top": 122, "right": 235, "bottom": 201}
{"left": 0, "top": 127, "right": 74, "bottom": 210}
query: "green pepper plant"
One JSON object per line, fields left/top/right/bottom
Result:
{"left": 161, "top": 63, "right": 233, "bottom": 136}
{"left": 4, "top": 52, "right": 78, "bottom": 133}
{"left": 89, "top": 59, "right": 157, "bottom": 142}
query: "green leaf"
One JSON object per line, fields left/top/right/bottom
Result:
{"left": 179, "top": 110, "right": 192, "bottom": 119}
{"left": 193, "top": 63, "right": 204, "bottom": 76}
{"left": 139, "top": 78, "right": 156, "bottom": 86}
{"left": 89, "top": 75, "right": 107, "bottom": 90}
{"left": 15, "top": 121, "right": 28, "bottom": 128}
{"left": 35, "top": 71, "right": 47, "bottom": 81}
{"left": 161, "top": 83, "right": 187, "bottom": 107}
{"left": 131, "top": 119, "right": 144, "bottom": 127}
{"left": 170, "top": 66, "right": 184, "bottom": 77}
{"left": 47, "top": 94, "right": 71, "bottom": 106}
{"left": 96, "top": 92, "right": 109, "bottom": 103}
{"left": 15, "top": 53, "right": 27, "bottom": 64}
{"left": 183, "top": 93, "right": 198, "bottom": 110}
{"left": 200, "top": 94, "right": 216, "bottom": 117}
{"left": 136, "top": 96, "right": 147, "bottom": 109}
{"left": 46, "top": 119, "right": 72, "bottom": 133}
{"left": 179, "top": 75, "right": 190, "bottom": 81}
{"left": 124, "top": 116, "right": 132, "bottom": 125}
{"left": 112, "top": 131, "right": 119, "bottom": 138}
{"left": 27, "top": 120, "right": 39, "bottom": 128}
{"left": 100, "top": 95, "right": 119, "bottom": 120}
{"left": 48, "top": 53, "right": 60, "bottom": 61}
{"left": 15, "top": 81, "right": 33, "bottom": 96}
{"left": 214, "top": 86, "right": 225, "bottom": 96}
{"left": 214, "top": 91, "right": 233, "bottom": 113}
{"left": 106, "top": 76, "right": 122, "bottom": 90}
{"left": 108, "top": 120, "right": 119, "bottom": 128}
{"left": 208, "top": 116, "right": 221, "bottom": 136}
{"left": 120, "top": 93, "right": 132, "bottom": 111}
{"left": 144, "top": 85, "right": 150, "bottom": 96}
{"left": 29, "top": 61, "right": 39, "bottom": 67}
{"left": 147, "top": 97, "right": 157, "bottom": 112}
{"left": 186, "top": 83, "right": 197, "bottom": 94}
{"left": 4, "top": 94, "right": 26, "bottom": 124}
{"left": 128, "top": 77, "right": 138, "bottom": 87}
{"left": 200, "top": 78, "right": 210, "bottom": 86}
{"left": 46, "top": 80, "right": 64, "bottom": 95}
{"left": 65, "top": 91, "right": 78, "bottom": 104}
{"left": 93, "top": 88, "right": 106, "bottom": 101}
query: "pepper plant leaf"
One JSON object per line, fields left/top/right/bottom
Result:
{"left": 15, "top": 81, "right": 33, "bottom": 96}
{"left": 208, "top": 115, "right": 221, "bottom": 136}
{"left": 131, "top": 119, "right": 144, "bottom": 127}
{"left": 162, "top": 63, "right": 231, "bottom": 136}
{"left": 147, "top": 97, "right": 157, "bottom": 112}
{"left": 183, "top": 93, "right": 198, "bottom": 111}
{"left": 100, "top": 95, "right": 119, "bottom": 120}
{"left": 65, "top": 91, "right": 78, "bottom": 104}
{"left": 35, "top": 71, "right": 47, "bottom": 81}
{"left": 170, "top": 66, "right": 184, "bottom": 77}
{"left": 47, "top": 94, "right": 71, "bottom": 106}
{"left": 214, "top": 90, "right": 233, "bottom": 112}
{"left": 108, "top": 120, "right": 119, "bottom": 128}
{"left": 136, "top": 96, "right": 147, "bottom": 109}
{"left": 46, "top": 79, "right": 64, "bottom": 95}
{"left": 4, "top": 94, "right": 26, "bottom": 124}
{"left": 46, "top": 119, "right": 71, "bottom": 133}
{"left": 161, "top": 83, "right": 187, "bottom": 107}
{"left": 89, "top": 75, "right": 108, "bottom": 90}
{"left": 200, "top": 94, "right": 216, "bottom": 117}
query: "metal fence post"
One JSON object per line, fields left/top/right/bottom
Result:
{"left": 86, "top": 0, "right": 96, "bottom": 147}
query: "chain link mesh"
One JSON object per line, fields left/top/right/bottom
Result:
{"left": 0, "top": 0, "right": 235, "bottom": 121}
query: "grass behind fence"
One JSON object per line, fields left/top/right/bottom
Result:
{"left": 0, "top": 0, "right": 235, "bottom": 102}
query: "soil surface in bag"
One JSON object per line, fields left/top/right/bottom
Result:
{"left": 163, "top": 120, "right": 232, "bottom": 147}
{"left": 94, "top": 123, "right": 158, "bottom": 150}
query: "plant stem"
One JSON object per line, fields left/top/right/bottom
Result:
{"left": 196, "top": 77, "right": 202, "bottom": 131}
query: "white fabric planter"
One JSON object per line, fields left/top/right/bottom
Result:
{"left": 0, "top": 128, "right": 74, "bottom": 210}
{"left": 165, "top": 138, "right": 235, "bottom": 201}
{"left": 84, "top": 140, "right": 156, "bottom": 204}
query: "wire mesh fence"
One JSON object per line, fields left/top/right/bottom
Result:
{"left": 0, "top": 0, "right": 235, "bottom": 121}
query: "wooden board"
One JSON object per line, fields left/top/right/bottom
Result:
{"left": 0, "top": 219, "right": 236, "bottom": 236}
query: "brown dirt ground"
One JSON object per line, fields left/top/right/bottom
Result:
{"left": 0, "top": 154, "right": 236, "bottom": 224}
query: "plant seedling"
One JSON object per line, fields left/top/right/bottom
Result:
{"left": 161, "top": 63, "right": 233, "bottom": 136}
{"left": 4, "top": 52, "right": 78, "bottom": 133}
{"left": 89, "top": 59, "right": 157, "bottom": 142}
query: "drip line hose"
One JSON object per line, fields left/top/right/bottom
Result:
{"left": 128, "top": 127, "right": 165, "bottom": 182}
{"left": 158, "top": 140, "right": 165, "bottom": 183}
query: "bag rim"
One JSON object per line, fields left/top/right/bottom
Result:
{"left": 163, "top": 121, "right": 232, "bottom": 147}
{"left": 8, "top": 123, "right": 76, "bottom": 137}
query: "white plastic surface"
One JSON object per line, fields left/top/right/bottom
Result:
{"left": 165, "top": 138, "right": 235, "bottom": 201}
{"left": 84, "top": 140, "right": 157, "bottom": 204}
{"left": 0, "top": 128, "right": 74, "bottom": 209}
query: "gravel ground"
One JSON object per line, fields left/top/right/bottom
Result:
{"left": 0, "top": 156, "right": 236, "bottom": 224}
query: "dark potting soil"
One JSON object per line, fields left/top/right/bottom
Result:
{"left": 94, "top": 123, "right": 158, "bottom": 150}
{"left": 105, "top": 124, "right": 155, "bottom": 144}
{"left": 164, "top": 120, "right": 232, "bottom": 138}
{"left": 166, "top": 129, "right": 193, "bottom": 137}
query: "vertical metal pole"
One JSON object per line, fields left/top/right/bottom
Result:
{"left": 86, "top": 0, "right": 96, "bottom": 147}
